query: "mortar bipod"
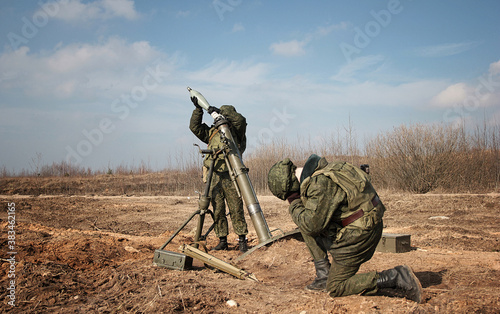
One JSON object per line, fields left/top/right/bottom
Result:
{"left": 192, "top": 145, "right": 224, "bottom": 248}
{"left": 152, "top": 146, "right": 221, "bottom": 270}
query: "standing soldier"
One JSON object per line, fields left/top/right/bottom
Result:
{"left": 267, "top": 154, "right": 423, "bottom": 303}
{"left": 189, "top": 97, "right": 249, "bottom": 252}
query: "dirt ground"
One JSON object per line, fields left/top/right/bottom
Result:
{"left": 1, "top": 188, "right": 499, "bottom": 313}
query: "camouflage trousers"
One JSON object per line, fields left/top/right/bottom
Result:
{"left": 209, "top": 171, "right": 248, "bottom": 237}
{"left": 301, "top": 222, "right": 383, "bottom": 297}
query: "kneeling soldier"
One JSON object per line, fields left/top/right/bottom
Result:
{"left": 267, "top": 154, "right": 422, "bottom": 303}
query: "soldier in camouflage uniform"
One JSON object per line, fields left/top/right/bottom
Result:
{"left": 189, "top": 97, "right": 248, "bottom": 252}
{"left": 267, "top": 154, "right": 423, "bottom": 303}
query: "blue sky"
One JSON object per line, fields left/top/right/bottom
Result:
{"left": 1, "top": 0, "right": 499, "bottom": 172}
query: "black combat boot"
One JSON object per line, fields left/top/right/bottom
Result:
{"left": 238, "top": 235, "right": 248, "bottom": 253}
{"left": 377, "top": 265, "right": 423, "bottom": 303}
{"left": 213, "top": 236, "right": 228, "bottom": 250}
{"left": 305, "top": 259, "right": 330, "bottom": 291}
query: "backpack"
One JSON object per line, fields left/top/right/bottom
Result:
{"left": 308, "top": 161, "right": 385, "bottom": 231}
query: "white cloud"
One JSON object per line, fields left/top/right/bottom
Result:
{"left": 329, "top": 80, "right": 447, "bottom": 108}
{"left": 314, "top": 22, "right": 348, "bottom": 37}
{"left": 331, "top": 55, "right": 385, "bottom": 83}
{"left": 415, "top": 41, "right": 480, "bottom": 57}
{"left": 270, "top": 40, "right": 306, "bottom": 57}
{"left": 189, "top": 66, "right": 447, "bottom": 112}
{"left": 269, "top": 22, "right": 346, "bottom": 57}
{"left": 47, "top": 0, "right": 140, "bottom": 22}
{"left": 489, "top": 60, "right": 500, "bottom": 74}
{"left": 430, "top": 59, "right": 500, "bottom": 109}
{"left": 430, "top": 83, "right": 469, "bottom": 107}
{"left": 101, "top": 0, "right": 139, "bottom": 19}
{"left": 46, "top": 38, "right": 158, "bottom": 73}
{"left": 232, "top": 23, "right": 245, "bottom": 33}
{"left": 187, "top": 59, "right": 270, "bottom": 87}
{"left": 0, "top": 38, "right": 168, "bottom": 99}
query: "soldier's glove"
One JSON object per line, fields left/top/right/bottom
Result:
{"left": 207, "top": 106, "right": 221, "bottom": 114}
{"left": 191, "top": 96, "right": 202, "bottom": 109}
{"left": 268, "top": 158, "right": 300, "bottom": 201}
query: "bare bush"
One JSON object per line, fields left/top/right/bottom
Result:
{"left": 245, "top": 137, "right": 318, "bottom": 193}
{"left": 0, "top": 165, "right": 12, "bottom": 177}
{"left": 38, "top": 161, "right": 89, "bottom": 177}
{"left": 365, "top": 122, "right": 498, "bottom": 193}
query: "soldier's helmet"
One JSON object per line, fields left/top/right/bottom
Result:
{"left": 267, "top": 158, "right": 300, "bottom": 200}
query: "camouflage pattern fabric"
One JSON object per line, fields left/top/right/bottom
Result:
{"left": 210, "top": 171, "right": 248, "bottom": 237}
{"left": 189, "top": 107, "right": 226, "bottom": 172}
{"left": 220, "top": 105, "right": 247, "bottom": 154}
{"left": 326, "top": 223, "right": 382, "bottom": 297}
{"left": 189, "top": 107, "right": 247, "bottom": 172}
{"left": 288, "top": 163, "right": 383, "bottom": 298}
{"left": 301, "top": 232, "right": 328, "bottom": 261}
{"left": 267, "top": 158, "right": 300, "bottom": 200}
{"left": 189, "top": 106, "right": 248, "bottom": 237}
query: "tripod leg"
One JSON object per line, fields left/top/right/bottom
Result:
{"left": 193, "top": 156, "right": 216, "bottom": 248}
{"left": 159, "top": 209, "right": 200, "bottom": 250}
{"left": 193, "top": 210, "right": 206, "bottom": 248}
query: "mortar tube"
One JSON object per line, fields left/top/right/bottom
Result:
{"left": 217, "top": 123, "right": 272, "bottom": 243}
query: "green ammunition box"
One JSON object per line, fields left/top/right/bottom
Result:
{"left": 153, "top": 249, "right": 193, "bottom": 270}
{"left": 376, "top": 233, "right": 411, "bottom": 253}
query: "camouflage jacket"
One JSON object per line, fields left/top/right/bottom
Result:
{"left": 189, "top": 106, "right": 247, "bottom": 172}
{"left": 289, "top": 161, "right": 385, "bottom": 243}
